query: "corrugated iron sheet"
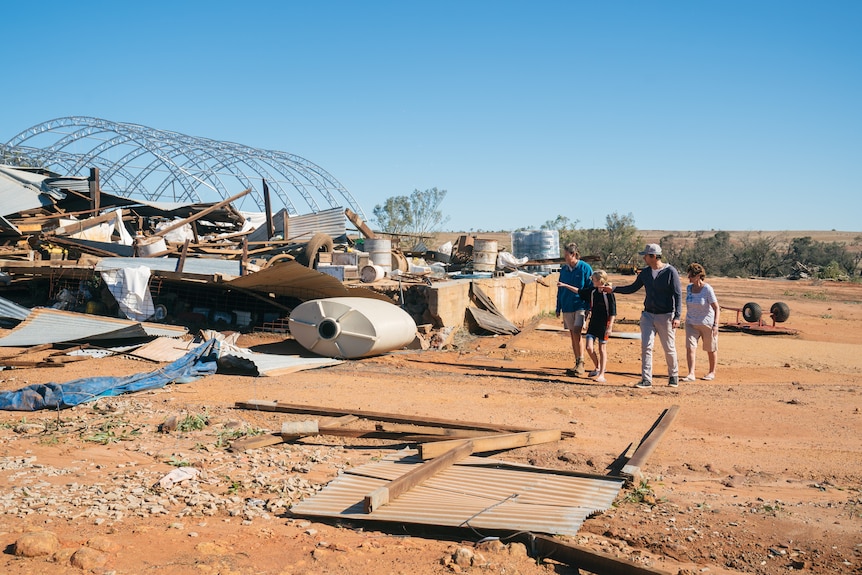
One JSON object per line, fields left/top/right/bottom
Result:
{"left": 0, "top": 295, "right": 30, "bottom": 321}
{"left": 0, "top": 308, "right": 187, "bottom": 347}
{"left": 227, "top": 260, "right": 393, "bottom": 303}
{"left": 95, "top": 256, "right": 243, "bottom": 277}
{"left": 290, "top": 451, "right": 623, "bottom": 536}
{"left": 246, "top": 207, "right": 346, "bottom": 243}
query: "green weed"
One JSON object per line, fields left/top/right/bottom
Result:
{"left": 82, "top": 418, "right": 141, "bottom": 444}
{"left": 177, "top": 412, "right": 209, "bottom": 432}
{"left": 624, "top": 479, "right": 656, "bottom": 505}
{"left": 214, "top": 426, "right": 265, "bottom": 448}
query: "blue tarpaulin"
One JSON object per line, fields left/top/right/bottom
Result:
{"left": 0, "top": 339, "right": 220, "bottom": 411}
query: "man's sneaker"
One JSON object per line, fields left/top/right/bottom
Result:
{"left": 668, "top": 376, "right": 679, "bottom": 388}
{"left": 565, "top": 367, "right": 578, "bottom": 377}
{"left": 634, "top": 379, "right": 652, "bottom": 389}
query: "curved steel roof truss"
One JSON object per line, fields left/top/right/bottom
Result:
{"left": 2, "top": 116, "right": 367, "bottom": 219}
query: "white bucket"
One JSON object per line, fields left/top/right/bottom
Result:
{"left": 136, "top": 236, "right": 167, "bottom": 257}
{"left": 360, "top": 264, "right": 385, "bottom": 283}
{"left": 364, "top": 238, "right": 392, "bottom": 272}
{"left": 473, "top": 239, "right": 498, "bottom": 272}
{"left": 289, "top": 297, "right": 417, "bottom": 359}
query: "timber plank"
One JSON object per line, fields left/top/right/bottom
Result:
{"left": 364, "top": 440, "right": 473, "bottom": 513}
{"left": 419, "top": 429, "right": 561, "bottom": 460}
{"left": 235, "top": 399, "right": 534, "bottom": 433}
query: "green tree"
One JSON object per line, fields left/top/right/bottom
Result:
{"left": 601, "top": 212, "right": 642, "bottom": 269}
{"left": 737, "top": 234, "right": 782, "bottom": 277}
{"left": 372, "top": 196, "right": 412, "bottom": 235}
{"left": 407, "top": 187, "right": 450, "bottom": 238}
{"left": 372, "top": 188, "right": 450, "bottom": 249}
{"left": 783, "top": 236, "right": 855, "bottom": 275}
{"left": 675, "top": 231, "right": 742, "bottom": 277}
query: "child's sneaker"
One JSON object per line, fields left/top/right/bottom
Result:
{"left": 588, "top": 370, "right": 600, "bottom": 377}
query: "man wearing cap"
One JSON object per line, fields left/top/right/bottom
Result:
{"left": 602, "top": 243, "right": 682, "bottom": 388}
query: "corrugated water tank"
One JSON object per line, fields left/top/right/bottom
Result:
{"left": 511, "top": 230, "right": 561, "bottom": 275}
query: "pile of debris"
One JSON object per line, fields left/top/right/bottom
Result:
{"left": 1, "top": 164, "right": 558, "bottom": 359}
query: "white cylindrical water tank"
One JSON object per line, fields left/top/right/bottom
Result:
{"left": 289, "top": 297, "right": 417, "bottom": 359}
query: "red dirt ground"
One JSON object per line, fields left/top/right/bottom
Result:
{"left": 0, "top": 274, "right": 860, "bottom": 574}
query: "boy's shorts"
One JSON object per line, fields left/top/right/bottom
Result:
{"left": 563, "top": 310, "right": 586, "bottom": 331}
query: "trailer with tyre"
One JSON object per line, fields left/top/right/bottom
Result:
{"left": 721, "top": 301, "right": 798, "bottom": 335}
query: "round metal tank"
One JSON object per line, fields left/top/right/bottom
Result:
{"left": 363, "top": 239, "right": 392, "bottom": 273}
{"left": 289, "top": 297, "right": 417, "bottom": 359}
{"left": 472, "top": 239, "right": 498, "bottom": 272}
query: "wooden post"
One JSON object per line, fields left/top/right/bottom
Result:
{"left": 88, "top": 167, "right": 100, "bottom": 214}
{"left": 263, "top": 179, "right": 275, "bottom": 239}
{"left": 345, "top": 208, "right": 377, "bottom": 239}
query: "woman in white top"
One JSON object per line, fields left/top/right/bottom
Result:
{"left": 683, "top": 263, "right": 720, "bottom": 381}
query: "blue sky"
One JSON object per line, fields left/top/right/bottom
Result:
{"left": 2, "top": 1, "right": 860, "bottom": 233}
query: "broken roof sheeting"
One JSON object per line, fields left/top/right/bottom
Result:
{"left": 0, "top": 295, "right": 30, "bottom": 321}
{"left": 290, "top": 451, "right": 623, "bottom": 536}
{"left": 0, "top": 307, "right": 187, "bottom": 347}
{"left": 95, "top": 256, "right": 243, "bottom": 277}
{"left": 0, "top": 165, "right": 62, "bottom": 217}
{"left": 246, "top": 206, "right": 347, "bottom": 243}
{"left": 131, "top": 336, "right": 341, "bottom": 375}
{"left": 226, "top": 260, "right": 394, "bottom": 302}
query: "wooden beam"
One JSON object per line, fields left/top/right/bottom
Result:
{"left": 364, "top": 440, "right": 473, "bottom": 513}
{"left": 234, "top": 400, "right": 537, "bottom": 434}
{"left": 263, "top": 179, "right": 275, "bottom": 239}
{"left": 150, "top": 188, "right": 252, "bottom": 239}
{"left": 418, "top": 429, "right": 561, "bottom": 460}
{"left": 377, "top": 423, "right": 497, "bottom": 438}
{"left": 89, "top": 167, "right": 100, "bottom": 214}
{"left": 228, "top": 415, "right": 358, "bottom": 451}
{"left": 345, "top": 208, "right": 377, "bottom": 239}
{"left": 527, "top": 533, "right": 675, "bottom": 575}
{"left": 49, "top": 208, "right": 124, "bottom": 236}
{"left": 177, "top": 239, "right": 190, "bottom": 273}
{"left": 620, "top": 405, "right": 680, "bottom": 480}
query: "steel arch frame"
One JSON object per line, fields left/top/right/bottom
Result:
{"left": 1, "top": 116, "right": 366, "bottom": 219}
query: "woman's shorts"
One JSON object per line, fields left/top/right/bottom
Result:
{"left": 685, "top": 323, "right": 717, "bottom": 352}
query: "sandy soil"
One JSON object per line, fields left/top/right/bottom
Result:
{"left": 0, "top": 275, "right": 860, "bottom": 575}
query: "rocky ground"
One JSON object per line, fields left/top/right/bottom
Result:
{"left": 0, "top": 274, "right": 860, "bottom": 574}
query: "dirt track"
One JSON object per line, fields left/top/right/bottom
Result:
{"left": 0, "top": 275, "right": 860, "bottom": 574}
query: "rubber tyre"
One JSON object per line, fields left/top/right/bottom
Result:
{"left": 742, "top": 302, "right": 762, "bottom": 323}
{"left": 263, "top": 253, "right": 295, "bottom": 268}
{"left": 770, "top": 302, "right": 790, "bottom": 323}
{"left": 303, "top": 233, "right": 333, "bottom": 268}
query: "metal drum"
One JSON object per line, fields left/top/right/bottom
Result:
{"left": 363, "top": 238, "right": 392, "bottom": 274}
{"left": 472, "top": 239, "right": 498, "bottom": 272}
